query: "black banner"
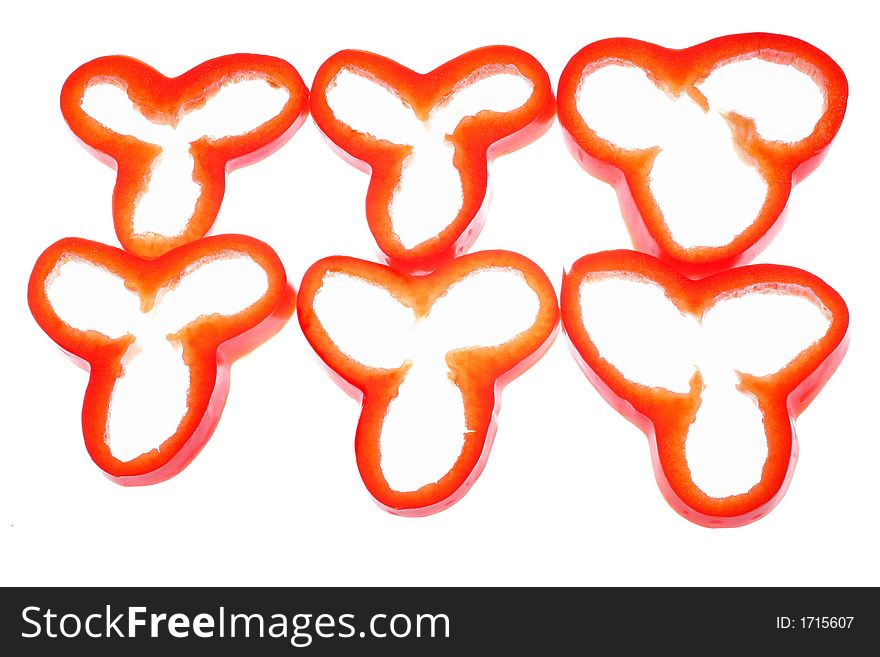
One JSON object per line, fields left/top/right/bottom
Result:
{"left": 1, "top": 587, "right": 873, "bottom": 654}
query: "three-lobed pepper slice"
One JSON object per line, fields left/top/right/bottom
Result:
{"left": 560, "top": 249, "right": 849, "bottom": 527}
{"left": 297, "top": 250, "right": 559, "bottom": 515}
{"left": 310, "top": 46, "right": 555, "bottom": 273}
{"left": 28, "top": 234, "right": 293, "bottom": 485}
{"left": 61, "top": 54, "right": 309, "bottom": 259}
{"left": 557, "top": 34, "right": 848, "bottom": 277}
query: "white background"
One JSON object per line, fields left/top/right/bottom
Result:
{"left": 1, "top": 0, "right": 877, "bottom": 586}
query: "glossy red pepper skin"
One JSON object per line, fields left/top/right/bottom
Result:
{"left": 560, "top": 250, "right": 849, "bottom": 527}
{"left": 297, "top": 251, "right": 559, "bottom": 515}
{"left": 557, "top": 34, "right": 848, "bottom": 278}
{"left": 60, "top": 54, "right": 309, "bottom": 259}
{"left": 310, "top": 47, "right": 555, "bottom": 274}
{"left": 28, "top": 235, "right": 293, "bottom": 485}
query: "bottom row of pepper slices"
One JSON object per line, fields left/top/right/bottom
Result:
{"left": 27, "top": 241, "right": 848, "bottom": 527}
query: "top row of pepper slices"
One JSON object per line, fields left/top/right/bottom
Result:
{"left": 59, "top": 33, "right": 847, "bottom": 278}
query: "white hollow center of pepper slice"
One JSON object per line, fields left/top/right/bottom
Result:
{"left": 81, "top": 78, "right": 290, "bottom": 240}
{"left": 578, "top": 274, "right": 830, "bottom": 498}
{"left": 312, "top": 266, "right": 540, "bottom": 492}
{"left": 325, "top": 66, "right": 533, "bottom": 250}
{"left": 575, "top": 59, "right": 825, "bottom": 250}
{"left": 46, "top": 253, "right": 270, "bottom": 462}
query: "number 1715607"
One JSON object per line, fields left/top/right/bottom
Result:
{"left": 776, "top": 617, "right": 854, "bottom": 629}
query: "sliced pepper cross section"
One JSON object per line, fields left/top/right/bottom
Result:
{"left": 561, "top": 250, "right": 849, "bottom": 527}
{"left": 297, "top": 250, "right": 559, "bottom": 515}
{"left": 557, "top": 34, "right": 848, "bottom": 277}
{"left": 28, "top": 235, "right": 293, "bottom": 485}
{"left": 61, "top": 54, "right": 309, "bottom": 259}
{"left": 310, "top": 46, "right": 555, "bottom": 273}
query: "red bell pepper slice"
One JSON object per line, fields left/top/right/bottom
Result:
{"left": 310, "top": 47, "right": 555, "bottom": 273}
{"left": 28, "top": 235, "right": 293, "bottom": 485}
{"left": 60, "top": 54, "right": 309, "bottom": 259}
{"left": 557, "top": 34, "right": 848, "bottom": 277}
{"left": 297, "top": 250, "right": 559, "bottom": 515}
{"left": 561, "top": 250, "right": 848, "bottom": 526}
